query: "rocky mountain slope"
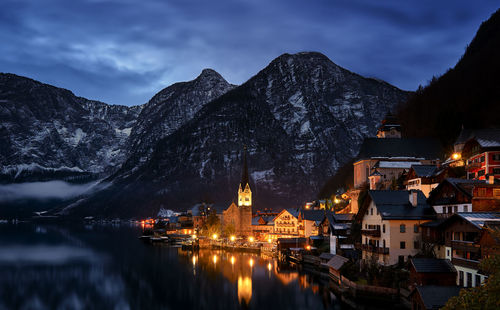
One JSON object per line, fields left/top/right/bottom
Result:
{"left": 0, "top": 74, "right": 142, "bottom": 183}
{"left": 69, "top": 52, "right": 409, "bottom": 217}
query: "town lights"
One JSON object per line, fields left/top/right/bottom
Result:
{"left": 231, "top": 256, "right": 235, "bottom": 265}
{"left": 212, "top": 234, "right": 218, "bottom": 240}
{"left": 192, "top": 234, "right": 197, "bottom": 239}
{"left": 452, "top": 153, "right": 461, "bottom": 160}
{"left": 306, "top": 245, "right": 311, "bottom": 251}
{"left": 268, "top": 238, "right": 272, "bottom": 243}
{"left": 267, "top": 262, "right": 272, "bottom": 271}
{"left": 248, "top": 236, "right": 254, "bottom": 243}
{"left": 230, "top": 235, "right": 236, "bottom": 242}
{"left": 249, "top": 258, "right": 254, "bottom": 267}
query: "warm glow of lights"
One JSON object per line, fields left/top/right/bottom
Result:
{"left": 192, "top": 234, "right": 197, "bottom": 239}
{"left": 306, "top": 245, "right": 311, "bottom": 251}
{"left": 230, "top": 235, "right": 236, "bottom": 241}
{"left": 249, "top": 258, "right": 254, "bottom": 267}
{"left": 237, "top": 276, "right": 252, "bottom": 305}
{"left": 452, "top": 153, "right": 461, "bottom": 160}
{"left": 248, "top": 236, "right": 254, "bottom": 243}
{"left": 267, "top": 262, "right": 272, "bottom": 271}
{"left": 268, "top": 238, "right": 272, "bottom": 243}
{"left": 305, "top": 205, "right": 310, "bottom": 209}
{"left": 192, "top": 256, "right": 196, "bottom": 266}
{"left": 212, "top": 234, "right": 218, "bottom": 240}
{"left": 334, "top": 198, "right": 340, "bottom": 204}
{"left": 213, "top": 255, "right": 218, "bottom": 264}
{"left": 231, "top": 256, "right": 235, "bottom": 265}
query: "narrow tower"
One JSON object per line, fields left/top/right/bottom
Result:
{"left": 238, "top": 146, "right": 252, "bottom": 207}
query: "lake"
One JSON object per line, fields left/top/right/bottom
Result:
{"left": 0, "top": 223, "right": 382, "bottom": 310}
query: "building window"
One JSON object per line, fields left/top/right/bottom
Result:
{"left": 414, "top": 241, "right": 420, "bottom": 249}
{"left": 464, "top": 205, "right": 468, "bottom": 212}
{"left": 480, "top": 156, "right": 485, "bottom": 163}
{"left": 383, "top": 239, "right": 386, "bottom": 248}
{"left": 475, "top": 275, "right": 481, "bottom": 287}
{"left": 467, "top": 273, "right": 472, "bottom": 287}
{"left": 469, "top": 172, "right": 476, "bottom": 179}
{"left": 414, "top": 224, "right": 419, "bottom": 233}
{"left": 382, "top": 224, "right": 386, "bottom": 233}
{"left": 448, "top": 206, "right": 453, "bottom": 214}
{"left": 459, "top": 271, "right": 464, "bottom": 287}
{"left": 400, "top": 224, "right": 406, "bottom": 233}
{"left": 478, "top": 170, "right": 485, "bottom": 177}
{"left": 447, "top": 249, "right": 450, "bottom": 257}
{"left": 400, "top": 241, "right": 406, "bottom": 249}
{"left": 479, "top": 188, "right": 487, "bottom": 196}
{"left": 398, "top": 256, "right": 405, "bottom": 265}
{"left": 494, "top": 189, "right": 500, "bottom": 197}
{"left": 493, "top": 168, "right": 500, "bottom": 174}
{"left": 454, "top": 206, "right": 458, "bottom": 213}
{"left": 370, "top": 208, "right": 373, "bottom": 215}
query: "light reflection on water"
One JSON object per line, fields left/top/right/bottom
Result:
{"left": 0, "top": 223, "right": 349, "bottom": 310}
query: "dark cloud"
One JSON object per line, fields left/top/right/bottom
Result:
{"left": 1, "top": 0, "right": 498, "bottom": 105}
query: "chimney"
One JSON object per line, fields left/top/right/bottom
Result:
{"left": 489, "top": 175, "right": 495, "bottom": 185}
{"left": 409, "top": 190, "right": 418, "bottom": 207}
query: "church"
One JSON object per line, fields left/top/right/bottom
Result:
{"left": 222, "top": 148, "right": 253, "bottom": 237}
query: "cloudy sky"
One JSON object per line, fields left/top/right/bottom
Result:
{"left": 1, "top": 0, "right": 498, "bottom": 106}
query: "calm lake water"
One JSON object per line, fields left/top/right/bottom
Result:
{"left": 0, "top": 223, "right": 382, "bottom": 310}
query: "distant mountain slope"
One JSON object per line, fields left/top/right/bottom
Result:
{"left": 397, "top": 9, "right": 500, "bottom": 149}
{"left": 123, "top": 69, "right": 235, "bottom": 172}
{"left": 0, "top": 73, "right": 142, "bottom": 183}
{"left": 70, "top": 52, "right": 409, "bottom": 217}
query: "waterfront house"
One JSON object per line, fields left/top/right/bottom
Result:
{"left": 318, "top": 212, "right": 354, "bottom": 255}
{"left": 427, "top": 178, "right": 484, "bottom": 217}
{"left": 441, "top": 212, "right": 500, "bottom": 287}
{"left": 409, "top": 285, "right": 461, "bottom": 310}
{"left": 272, "top": 208, "right": 300, "bottom": 239}
{"left": 251, "top": 215, "right": 275, "bottom": 240}
{"left": 409, "top": 258, "right": 456, "bottom": 287}
{"left": 299, "top": 210, "right": 325, "bottom": 237}
{"left": 357, "top": 190, "right": 435, "bottom": 266}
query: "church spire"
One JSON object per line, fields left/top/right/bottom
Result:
{"left": 240, "top": 145, "right": 249, "bottom": 188}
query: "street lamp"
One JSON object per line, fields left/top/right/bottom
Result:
{"left": 248, "top": 236, "right": 254, "bottom": 243}
{"left": 230, "top": 235, "right": 236, "bottom": 242}
{"left": 212, "top": 234, "right": 218, "bottom": 240}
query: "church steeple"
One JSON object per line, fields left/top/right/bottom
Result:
{"left": 240, "top": 145, "right": 249, "bottom": 188}
{"left": 238, "top": 146, "right": 252, "bottom": 207}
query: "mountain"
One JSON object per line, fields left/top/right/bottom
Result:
{"left": 68, "top": 52, "right": 409, "bottom": 217}
{"left": 0, "top": 73, "right": 142, "bottom": 183}
{"left": 123, "top": 69, "right": 235, "bottom": 171}
{"left": 397, "top": 9, "right": 500, "bottom": 149}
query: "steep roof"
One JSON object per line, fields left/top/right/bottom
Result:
{"left": 428, "top": 178, "right": 485, "bottom": 205}
{"left": 412, "top": 286, "right": 461, "bottom": 309}
{"left": 368, "top": 190, "right": 435, "bottom": 220}
{"left": 410, "top": 165, "right": 439, "bottom": 178}
{"left": 356, "top": 138, "right": 442, "bottom": 161}
{"left": 326, "top": 255, "right": 349, "bottom": 270}
{"left": 463, "top": 129, "right": 500, "bottom": 148}
{"left": 457, "top": 212, "right": 500, "bottom": 229}
{"left": 301, "top": 210, "right": 326, "bottom": 222}
{"left": 410, "top": 258, "right": 456, "bottom": 273}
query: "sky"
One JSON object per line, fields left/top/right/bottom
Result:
{"left": 1, "top": 0, "right": 498, "bottom": 106}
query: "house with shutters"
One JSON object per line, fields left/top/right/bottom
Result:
{"left": 357, "top": 190, "right": 435, "bottom": 266}
{"left": 460, "top": 129, "right": 500, "bottom": 181}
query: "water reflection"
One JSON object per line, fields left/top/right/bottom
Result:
{"left": 0, "top": 224, "right": 371, "bottom": 310}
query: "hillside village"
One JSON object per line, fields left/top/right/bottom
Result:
{"left": 136, "top": 115, "right": 500, "bottom": 309}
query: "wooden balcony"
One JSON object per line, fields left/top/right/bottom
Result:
{"left": 451, "top": 240, "right": 480, "bottom": 253}
{"left": 361, "top": 244, "right": 389, "bottom": 254}
{"left": 452, "top": 257, "right": 479, "bottom": 270}
{"left": 361, "top": 228, "right": 381, "bottom": 237}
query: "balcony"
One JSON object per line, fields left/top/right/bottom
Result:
{"left": 452, "top": 257, "right": 479, "bottom": 270}
{"left": 466, "top": 162, "right": 483, "bottom": 169}
{"left": 451, "top": 240, "right": 480, "bottom": 253}
{"left": 361, "top": 228, "right": 381, "bottom": 237}
{"left": 361, "top": 244, "right": 389, "bottom": 254}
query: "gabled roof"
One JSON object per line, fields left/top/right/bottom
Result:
{"left": 274, "top": 208, "right": 300, "bottom": 221}
{"left": 410, "top": 258, "right": 456, "bottom": 273}
{"left": 410, "top": 165, "right": 439, "bottom": 178}
{"left": 456, "top": 212, "right": 500, "bottom": 229}
{"left": 326, "top": 255, "right": 349, "bottom": 270}
{"left": 356, "top": 138, "right": 442, "bottom": 161}
{"left": 428, "top": 178, "right": 485, "bottom": 205}
{"left": 319, "top": 253, "right": 335, "bottom": 260}
{"left": 411, "top": 286, "right": 461, "bottom": 310}
{"left": 333, "top": 213, "right": 354, "bottom": 222}
{"left": 301, "top": 210, "right": 326, "bottom": 222}
{"left": 463, "top": 129, "right": 500, "bottom": 148}
{"left": 368, "top": 190, "right": 435, "bottom": 220}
